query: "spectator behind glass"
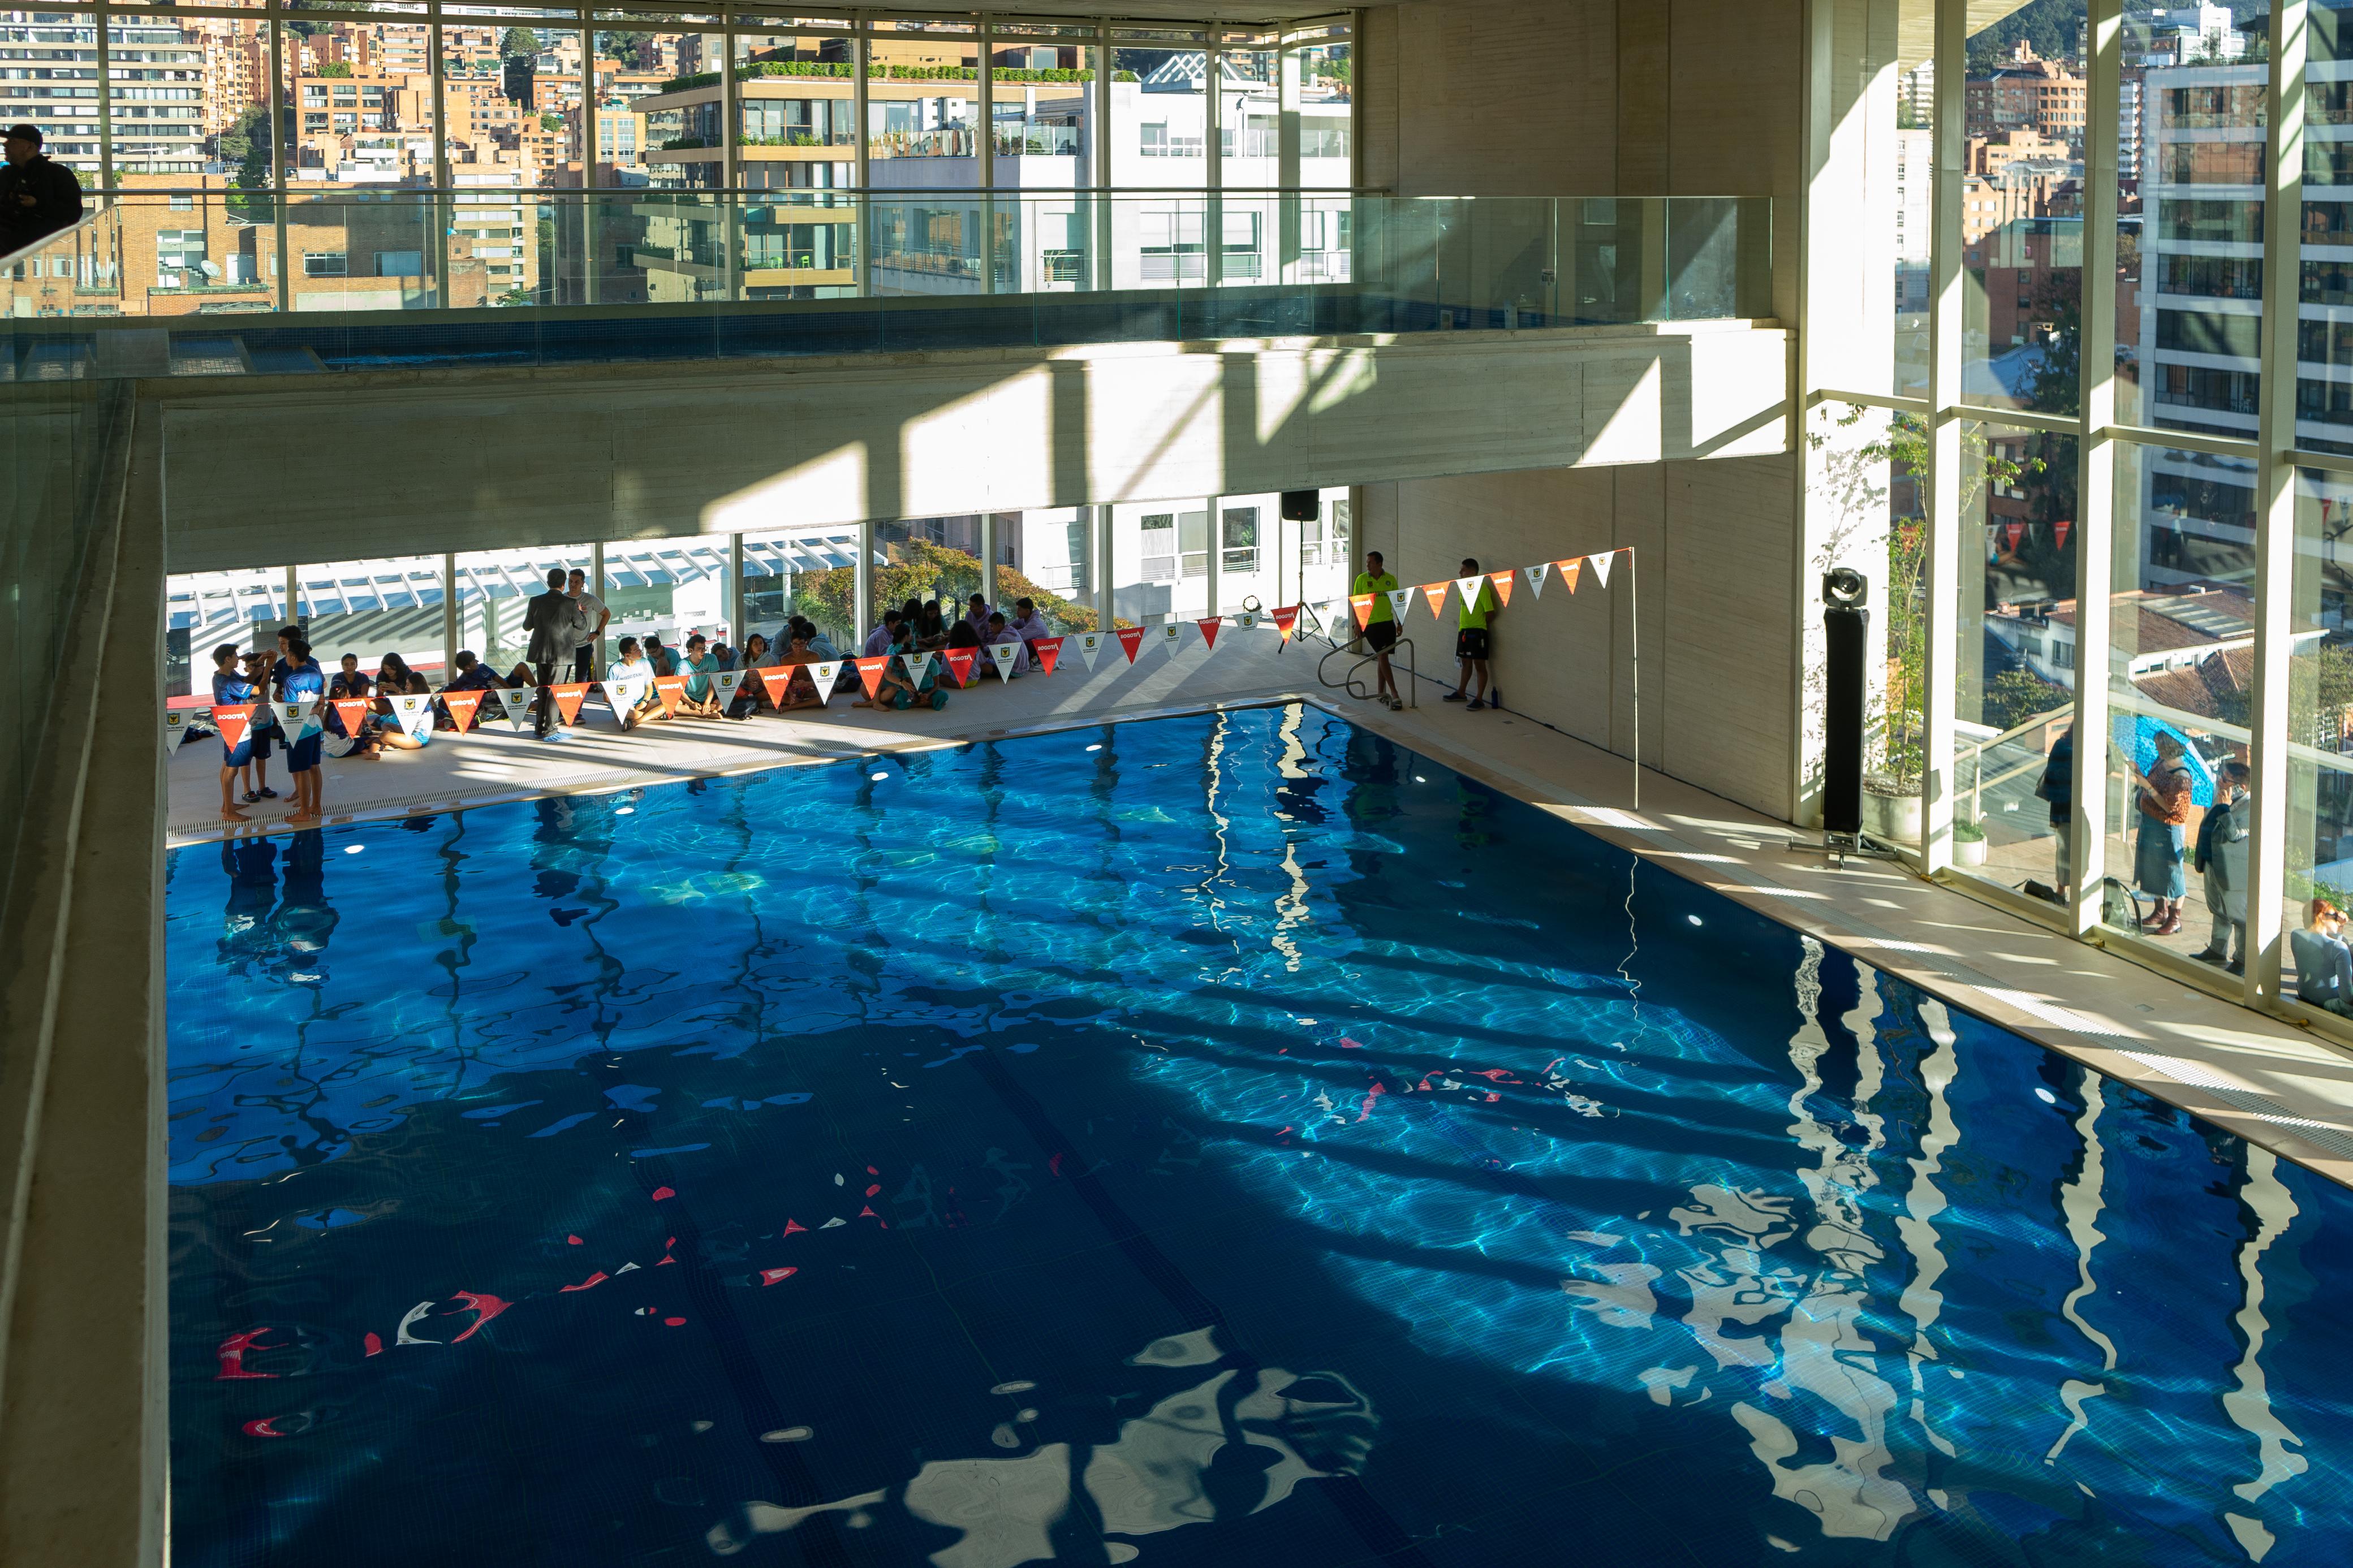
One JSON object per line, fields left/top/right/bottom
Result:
{"left": 2290, "top": 900, "right": 2353, "bottom": 1017}
{"left": 1, "top": 123, "right": 82, "bottom": 254}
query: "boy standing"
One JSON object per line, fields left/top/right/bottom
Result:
{"left": 1444, "top": 557, "right": 1500, "bottom": 710}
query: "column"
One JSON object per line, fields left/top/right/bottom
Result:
{"left": 980, "top": 514, "right": 998, "bottom": 607}
{"left": 729, "top": 533, "right": 745, "bottom": 647}
{"left": 1206, "top": 496, "right": 1222, "bottom": 618}
{"left": 1278, "top": 46, "right": 1302, "bottom": 284}
{"left": 591, "top": 542, "right": 605, "bottom": 668}
{"left": 581, "top": 23, "right": 599, "bottom": 307}
{"left": 429, "top": 19, "right": 451, "bottom": 307}
{"left": 721, "top": 28, "right": 740, "bottom": 303}
{"left": 285, "top": 563, "right": 300, "bottom": 632}
{"left": 1206, "top": 35, "right": 1223, "bottom": 289}
{"left": 269, "top": 15, "right": 288, "bottom": 310}
{"left": 2246, "top": 2, "right": 2310, "bottom": 1005}
{"left": 95, "top": 8, "right": 111, "bottom": 196}
{"left": 1096, "top": 504, "right": 1116, "bottom": 628}
{"left": 853, "top": 28, "right": 870, "bottom": 296}
{"left": 442, "top": 553, "right": 458, "bottom": 679}
{"left": 854, "top": 521, "right": 873, "bottom": 647}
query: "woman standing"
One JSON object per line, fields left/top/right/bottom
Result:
{"left": 2132, "top": 731, "right": 2195, "bottom": 937}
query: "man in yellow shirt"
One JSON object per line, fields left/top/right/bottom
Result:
{"left": 1352, "top": 550, "right": 1403, "bottom": 710}
{"left": 1445, "top": 556, "right": 1500, "bottom": 710}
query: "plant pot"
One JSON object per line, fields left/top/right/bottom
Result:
{"left": 1862, "top": 788, "right": 1923, "bottom": 845}
{"left": 1955, "top": 836, "right": 1988, "bottom": 867}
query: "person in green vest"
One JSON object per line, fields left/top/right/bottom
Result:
{"left": 1444, "top": 556, "right": 1500, "bottom": 710}
{"left": 1352, "top": 550, "right": 1403, "bottom": 710}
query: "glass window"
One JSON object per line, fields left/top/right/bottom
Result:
{"left": 868, "top": 517, "right": 987, "bottom": 639}
{"left": 606, "top": 27, "right": 728, "bottom": 190}
{"left": 454, "top": 546, "right": 593, "bottom": 678}
{"left": 2286, "top": 468, "right": 2353, "bottom": 1013}
{"left": 1112, "top": 39, "right": 1206, "bottom": 191}
{"left": 994, "top": 508, "right": 1101, "bottom": 634}
{"left": 294, "top": 555, "right": 449, "bottom": 682}
{"left": 740, "top": 525, "right": 863, "bottom": 652}
{"left": 868, "top": 25, "right": 981, "bottom": 172}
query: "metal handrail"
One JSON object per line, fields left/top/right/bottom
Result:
{"left": 0, "top": 208, "right": 100, "bottom": 272}
{"left": 1308, "top": 614, "right": 1416, "bottom": 709}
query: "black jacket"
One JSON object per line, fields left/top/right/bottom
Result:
{"left": 0, "top": 153, "right": 83, "bottom": 252}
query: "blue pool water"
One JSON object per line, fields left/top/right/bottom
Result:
{"left": 166, "top": 705, "right": 2353, "bottom": 1567}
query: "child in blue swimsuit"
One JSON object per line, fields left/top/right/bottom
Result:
{"left": 210, "top": 644, "right": 258, "bottom": 823}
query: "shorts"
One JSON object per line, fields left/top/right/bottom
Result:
{"left": 1456, "top": 627, "right": 1491, "bottom": 660}
{"left": 250, "top": 726, "right": 275, "bottom": 761}
{"left": 287, "top": 732, "right": 323, "bottom": 774}
{"left": 1365, "top": 621, "right": 1398, "bottom": 653}
{"left": 222, "top": 737, "right": 254, "bottom": 769}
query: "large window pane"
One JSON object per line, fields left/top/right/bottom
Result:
{"left": 109, "top": 15, "right": 206, "bottom": 180}
{"left": 740, "top": 525, "right": 863, "bottom": 652}
{"left": 2136, "top": 54, "right": 2266, "bottom": 438}
{"left": 868, "top": 21, "right": 981, "bottom": 179}
{"left": 294, "top": 555, "right": 447, "bottom": 680}
{"left": 2286, "top": 468, "right": 2353, "bottom": 1016}
{"left": 998, "top": 508, "right": 1101, "bottom": 634}
{"left": 868, "top": 517, "right": 987, "bottom": 640}
{"left": 2098, "top": 442, "right": 2258, "bottom": 958}
{"left": 599, "top": 535, "right": 732, "bottom": 669}
{"left": 1895, "top": 36, "right": 1930, "bottom": 398}
{"left": 1113, "top": 35, "right": 1208, "bottom": 191}
{"left": 1954, "top": 420, "right": 2081, "bottom": 889}
{"left": 166, "top": 568, "right": 291, "bottom": 701}
{"left": 1962, "top": 1, "right": 2086, "bottom": 416}
{"left": 454, "top": 545, "right": 591, "bottom": 679}
{"left": 1219, "top": 34, "right": 1277, "bottom": 192}
{"left": 609, "top": 26, "right": 728, "bottom": 189}
{"left": 1295, "top": 36, "right": 1352, "bottom": 189}
{"left": 736, "top": 27, "right": 855, "bottom": 192}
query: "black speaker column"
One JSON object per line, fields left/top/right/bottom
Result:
{"left": 1820, "top": 569, "right": 1871, "bottom": 840}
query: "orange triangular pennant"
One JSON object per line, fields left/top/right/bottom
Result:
{"left": 212, "top": 703, "right": 257, "bottom": 752}
{"left": 1195, "top": 617, "right": 1222, "bottom": 651}
{"left": 1032, "top": 636, "right": 1064, "bottom": 674}
{"left": 1489, "top": 571, "right": 1514, "bottom": 608}
{"left": 943, "top": 649, "right": 977, "bottom": 686}
{"left": 757, "top": 667, "right": 792, "bottom": 706}
{"left": 854, "top": 655, "right": 891, "bottom": 698}
{"left": 1556, "top": 559, "right": 1583, "bottom": 594}
{"left": 1349, "top": 593, "right": 1375, "bottom": 628}
{"left": 330, "top": 697, "right": 373, "bottom": 738}
{"left": 1115, "top": 627, "right": 1145, "bottom": 663}
{"left": 652, "top": 675, "right": 686, "bottom": 716}
{"left": 1420, "top": 582, "right": 1450, "bottom": 619}
{"left": 1272, "top": 606, "right": 1299, "bottom": 643}
{"left": 551, "top": 683, "right": 591, "bottom": 724}
{"left": 442, "top": 690, "right": 483, "bottom": 734}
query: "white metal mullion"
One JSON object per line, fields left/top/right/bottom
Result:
{"left": 1095, "top": 17, "right": 1113, "bottom": 292}
{"left": 2067, "top": 0, "right": 2123, "bottom": 932}
{"left": 430, "top": 6, "right": 450, "bottom": 305}
{"left": 1923, "top": 0, "right": 1966, "bottom": 874}
{"left": 270, "top": 12, "right": 288, "bottom": 310}
{"left": 96, "top": 5, "right": 112, "bottom": 195}
{"left": 2247, "top": 1, "right": 2311, "bottom": 1007}
{"left": 854, "top": 21, "right": 869, "bottom": 296}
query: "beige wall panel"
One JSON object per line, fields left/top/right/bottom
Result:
{"left": 1361, "top": 6, "right": 1399, "bottom": 192}
{"left": 1662, "top": 452, "right": 1798, "bottom": 817}
{"left": 1389, "top": 0, "right": 1617, "bottom": 197}
{"left": 1608, "top": 462, "right": 1665, "bottom": 765}
{"left": 1668, "top": 0, "right": 1803, "bottom": 198}
{"left": 160, "top": 331, "right": 1791, "bottom": 574}
{"left": 1616, "top": 0, "right": 1671, "bottom": 193}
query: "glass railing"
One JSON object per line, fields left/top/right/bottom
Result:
{"left": 0, "top": 191, "right": 1772, "bottom": 377}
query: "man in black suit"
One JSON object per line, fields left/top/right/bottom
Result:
{"left": 1, "top": 124, "right": 81, "bottom": 255}
{"left": 523, "top": 567, "right": 587, "bottom": 738}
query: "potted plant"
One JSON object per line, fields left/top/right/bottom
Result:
{"left": 1953, "top": 817, "right": 1987, "bottom": 867}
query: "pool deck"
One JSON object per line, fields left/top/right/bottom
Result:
{"left": 165, "top": 628, "right": 2353, "bottom": 1189}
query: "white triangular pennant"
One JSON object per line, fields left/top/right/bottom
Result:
{"left": 1235, "top": 610, "right": 1258, "bottom": 630}
{"left": 711, "top": 669, "right": 748, "bottom": 709}
{"left": 1077, "top": 632, "right": 1105, "bottom": 669}
{"left": 807, "top": 660, "right": 843, "bottom": 693}
{"left": 1387, "top": 588, "right": 1414, "bottom": 623}
{"left": 1587, "top": 551, "right": 1614, "bottom": 588}
{"left": 900, "top": 650, "right": 934, "bottom": 686}
{"left": 278, "top": 698, "right": 321, "bottom": 738}
{"left": 987, "top": 642, "right": 1019, "bottom": 679}
{"left": 390, "top": 693, "right": 434, "bottom": 736}
{"left": 1158, "top": 623, "right": 1184, "bottom": 652}
{"left": 602, "top": 675, "right": 649, "bottom": 712}
{"left": 164, "top": 707, "right": 191, "bottom": 750}
{"left": 1455, "top": 574, "right": 1484, "bottom": 610}
{"left": 1527, "top": 561, "right": 1551, "bottom": 599}
{"left": 491, "top": 686, "right": 536, "bottom": 731}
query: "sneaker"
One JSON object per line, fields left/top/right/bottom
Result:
{"left": 1467, "top": 698, "right": 1486, "bottom": 711}
{"left": 257, "top": 786, "right": 279, "bottom": 799}
{"left": 1385, "top": 696, "right": 1404, "bottom": 711}
{"left": 1442, "top": 692, "right": 1467, "bottom": 703}
{"left": 2189, "top": 948, "right": 2228, "bottom": 965}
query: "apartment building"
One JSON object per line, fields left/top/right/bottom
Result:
{"left": 0, "top": 12, "right": 202, "bottom": 177}
{"left": 1966, "top": 47, "right": 2088, "bottom": 149}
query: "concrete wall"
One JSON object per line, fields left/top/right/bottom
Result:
{"left": 158, "top": 323, "right": 1792, "bottom": 574}
{"left": 1365, "top": 457, "right": 1798, "bottom": 820}
{"left": 1361, "top": 0, "right": 1807, "bottom": 819}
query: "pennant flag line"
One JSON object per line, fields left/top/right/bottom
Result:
{"left": 390, "top": 694, "right": 434, "bottom": 737}
{"left": 1386, "top": 588, "right": 1415, "bottom": 624}
{"left": 2002, "top": 521, "right": 2026, "bottom": 553}
{"left": 2056, "top": 517, "right": 2074, "bottom": 551}
{"left": 603, "top": 676, "right": 650, "bottom": 714}
{"left": 164, "top": 708, "right": 191, "bottom": 750}
{"left": 550, "top": 683, "right": 591, "bottom": 725}
{"left": 1157, "top": 624, "right": 1183, "bottom": 653}
{"left": 1557, "top": 559, "right": 1583, "bottom": 595}
{"left": 442, "top": 691, "right": 484, "bottom": 734}
{"left": 900, "top": 651, "right": 935, "bottom": 687}
{"left": 329, "top": 697, "right": 376, "bottom": 738}
{"left": 491, "top": 687, "right": 536, "bottom": 731}
{"left": 1196, "top": 617, "right": 1222, "bottom": 652}
{"left": 1587, "top": 552, "right": 1613, "bottom": 589}
{"left": 807, "top": 660, "right": 844, "bottom": 696}
{"left": 711, "top": 669, "right": 749, "bottom": 711}
{"left": 1454, "top": 574, "right": 1484, "bottom": 610}
{"left": 1272, "top": 606, "right": 1299, "bottom": 643}
{"left": 1116, "top": 627, "right": 1145, "bottom": 663}
{"left": 1032, "top": 636, "right": 1065, "bottom": 675}
{"left": 1350, "top": 593, "right": 1376, "bottom": 629}
{"left": 1420, "top": 582, "right": 1450, "bottom": 619}
{"left": 756, "top": 667, "right": 793, "bottom": 706}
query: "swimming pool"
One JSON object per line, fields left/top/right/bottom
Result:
{"left": 165, "top": 704, "right": 2353, "bottom": 1567}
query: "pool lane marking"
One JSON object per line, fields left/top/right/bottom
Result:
{"left": 960, "top": 1042, "right": 1439, "bottom": 1568}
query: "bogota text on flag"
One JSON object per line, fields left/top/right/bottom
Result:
{"left": 442, "top": 690, "right": 485, "bottom": 734}
{"left": 490, "top": 688, "right": 536, "bottom": 731}
{"left": 550, "top": 683, "right": 592, "bottom": 725}
{"left": 710, "top": 669, "right": 748, "bottom": 710}
{"left": 1195, "top": 618, "right": 1221, "bottom": 651}
{"left": 1489, "top": 571, "right": 1515, "bottom": 608}
{"left": 1587, "top": 551, "right": 1614, "bottom": 588}
{"left": 987, "top": 642, "right": 1020, "bottom": 679}
{"left": 1116, "top": 627, "right": 1145, "bottom": 663}
{"left": 1350, "top": 593, "right": 1376, "bottom": 628}
{"left": 390, "top": 694, "right": 435, "bottom": 736}
{"left": 1031, "top": 636, "right": 1064, "bottom": 675}
{"left": 212, "top": 704, "right": 258, "bottom": 752}
{"left": 1076, "top": 632, "right": 1105, "bottom": 668}
{"left": 652, "top": 675, "right": 687, "bottom": 716}
{"left": 942, "top": 649, "right": 976, "bottom": 686}
{"left": 1271, "top": 607, "right": 1299, "bottom": 643}
{"left": 854, "top": 656, "right": 891, "bottom": 698}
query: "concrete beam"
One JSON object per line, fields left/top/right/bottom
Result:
{"left": 157, "top": 323, "right": 1792, "bottom": 574}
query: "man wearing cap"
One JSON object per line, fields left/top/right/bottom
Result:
{"left": 1, "top": 124, "right": 83, "bottom": 254}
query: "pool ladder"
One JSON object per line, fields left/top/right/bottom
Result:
{"left": 1310, "top": 624, "right": 1418, "bottom": 709}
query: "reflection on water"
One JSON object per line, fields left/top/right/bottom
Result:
{"left": 166, "top": 706, "right": 2353, "bottom": 1567}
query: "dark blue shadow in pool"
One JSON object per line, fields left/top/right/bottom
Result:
{"left": 163, "top": 705, "right": 2353, "bottom": 1567}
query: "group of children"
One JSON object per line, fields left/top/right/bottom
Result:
{"left": 201, "top": 593, "right": 1072, "bottom": 823}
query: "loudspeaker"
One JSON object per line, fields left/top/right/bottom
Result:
{"left": 1280, "top": 490, "right": 1320, "bottom": 522}
{"left": 1823, "top": 602, "right": 1869, "bottom": 837}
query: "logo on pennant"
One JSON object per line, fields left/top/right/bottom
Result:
{"left": 807, "top": 660, "right": 843, "bottom": 697}
{"left": 1115, "top": 627, "right": 1145, "bottom": 663}
{"left": 164, "top": 708, "right": 189, "bottom": 750}
{"left": 987, "top": 642, "right": 1020, "bottom": 679}
{"left": 442, "top": 690, "right": 485, "bottom": 733}
{"left": 1455, "top": 574, "right": 1484, "bottom": 610}
{"left": 1157, "top": 624, "right": 1183, "bottom": 652}
{"left": 1195, "top": 617, "right": 1222, "bottom": 651}
{"left": 391, "top": 693, "right": 434, "bottom": 736}
{"left": 1556, "top": 559, "right": 1584, "bottom": 594}
{"left": 756, "top": 668, "right": 793, "bottom": 706}
{"left": 1076, "top": 633, "right": 1106, "bottom": 669}
{"left": 900, "top": 651, "right": 936, "bottom": 687}
{"left": 1587, "top": 551, "right": 1614, "bottom": 588}
{"left": 1488, "top": 571, "right": 1515, "bottom": 608}
{"left": 212, "top": 703, "right": 257, "bottom": 752}
{"left": 491, "top": 687, "right": 536, "bottom": 731}
{"left": 711, "top": 669, "right": 748, "bottom": 711}
{"left": 854, "top": 655, "right": 892, "bottom": 698}
{"left": 1386, "top": 588, "right": 1414, "bottom": 623}
{"left": 1234, "top": 611, "right": 1257, "bottom": 630}
{"left": 603, "top": 675, "right": 649, "bottom": 715}
{"left": 277, "top": 699, "right": 319, "bottom": 737}
{"left": 942, "top": 649, "right": 976, "bottom": 686}
{"left": 1031, "top": 636, "right": 1065, "bottom": 675}
{"left": 550, "top": 683, "right": 591, "bottom": 725}
{"left": 1527, "top": 562, "right": 1552, "bottom": 599}
{"left": 652, "top": 675, "right": 687, "bottom": 716}
{"left": 1350, "top": 593, "right": 1376, "bottom": 629}
{"left": 1272, "top": 606, "right": 1300, "bottom": 643}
